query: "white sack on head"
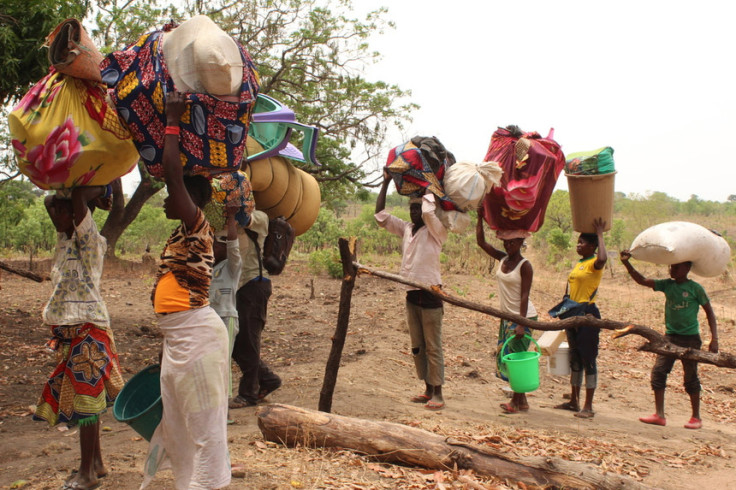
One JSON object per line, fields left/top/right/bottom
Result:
{"left": 435, "top": 208, "right": 471, "bottom": 233}
{"left": 163, "top": 15, "right": 244, "bottom": 96}
{"left": 443, "top": 161, "right": 503, "bottom": 211}
{"left": 629, "top": 221, "right": 731, "bottom": 277}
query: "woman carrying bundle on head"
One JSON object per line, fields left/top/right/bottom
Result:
{"left": 476, "top": 206, "right": 537, "bottom": 414}
{"left": 553, "top": 218, "right": 607, "bottom": 419}
{"left": 141, "top": 91, "right": 231, "bottom": 489}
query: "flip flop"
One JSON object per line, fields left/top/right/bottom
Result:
{"left": 62, "top": 480, "right": 100, "bottom": 490}
{"left": 554, "top": 401, "right": 580, "bottom": 412}
{"left": 639, "top": 414, "right": 666, "bottom": 426}
{"left": 69, "top": 470, "right": 107, "bottom": 480}
{"left": 424, "top": 400, "right": 445, "bottom": 410}
{"left": 500, "top": 402, "right": 520, "bottom": 414}
{"left": 411, "top": 394, "right": 431, "bottom": 403}
{"left": 229, "top": 395, "right": 257, "bottom": 409}
{"left": 574, "top": 409, "right": 595, "bottom": 419}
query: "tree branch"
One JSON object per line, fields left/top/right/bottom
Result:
{"left": 354, "top": 261, "right": 736, "bottom": 369}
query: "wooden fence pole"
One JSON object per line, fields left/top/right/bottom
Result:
{"left": 318, "top": 237, "right": 357, "bottom": 412}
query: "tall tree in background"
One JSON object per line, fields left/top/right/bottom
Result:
{"left": 0, "top": 1, "right": 89, "bottom": 105}
{"left": 90, "top": 0, "right": 416, "bottom": 256}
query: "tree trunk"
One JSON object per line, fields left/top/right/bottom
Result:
{"left": 318, "top": 237, "right": 357, "bottom": 413}
{"left": 257, "top": 403, "right": 647, "bottom": 490}
{"left": 100, "top": 165, "right": 162, "bottom": 258}
{"left": 354, "top": 261, "right": 736, "bottom": 369}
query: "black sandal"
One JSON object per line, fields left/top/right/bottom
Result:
{"left": 229, "top": 395, "right": 256, "bottom": 409}
{"left": 554, "top": 401, "right": 580, "bottom": 412}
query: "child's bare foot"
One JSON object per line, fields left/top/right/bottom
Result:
{"left": 94, "top": 462, "right": 108, "bottom": 479}
{"left": 63, "top": 472, "right": 99, "bottom": 489}
{"left": 574, "top": 408, "right": 595, "bottom": 419}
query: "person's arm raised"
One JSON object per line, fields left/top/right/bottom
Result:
{"left": 593, "top": 217, "right": 608, "bottom": 270}
{"left": 619, "top": 249, "right": 655, "bottom": 289}
{"left": 375, "top": 172, "right": 391, "bottom": 214}
{"left": 163, "top": 91, "right": 199, "bottom": 229}
{"left": 475, "top": 205, "right": 505, "bottom": 260}
{"left": 71, "top": 186, "right": 105, "bottom": 227}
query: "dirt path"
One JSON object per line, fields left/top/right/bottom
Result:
{"left": 1, "top": 256, "right": 735, "bottom": 489}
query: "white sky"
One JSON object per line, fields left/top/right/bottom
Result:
{"left": 352, "top": 0, "right": 736, "bottom": 202}
{"left": 123, "top": 1, "right": 735, "bottom": 202}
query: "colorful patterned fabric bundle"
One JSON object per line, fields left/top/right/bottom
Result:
{"left": 385, "top": 136, "right": 459, "bottom": 211}
{"left": 205, "top": 170, "right": 254, "bottom": 230}
{"left": 481, "top": 127, "right": 565, "bottom": 233}
{"left": 100, "top": 27, "right": 260, "bottom": 178}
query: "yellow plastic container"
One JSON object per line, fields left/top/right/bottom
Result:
{"left": 566, "top": 172, "right": 616, "bottom": 233}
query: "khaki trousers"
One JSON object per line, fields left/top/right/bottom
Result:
{"left": 405, "top": 301, "right": 444, "bottom": 386}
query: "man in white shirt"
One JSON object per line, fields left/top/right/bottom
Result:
{"left": 375, "top": 173, "right": 448, "bottom": 410}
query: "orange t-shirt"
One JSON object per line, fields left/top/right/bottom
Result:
{"left": 153, "top": 272, "right": 191, "bottom": 314}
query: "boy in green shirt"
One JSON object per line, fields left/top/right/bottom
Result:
{"left": 620, "top": 251, "right": 718, "bottom": 429}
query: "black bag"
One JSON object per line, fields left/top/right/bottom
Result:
{"left": 548, "top": 285, "right": 597, "bottom": 320}
{"left": 247, "top": 216, "right": 295, "bottom": 276}
{"left": 548, "top": 296, "right": 589, "bottom": 319}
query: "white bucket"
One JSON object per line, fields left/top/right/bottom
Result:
{"left": 547, "top": 342, "right": 570, "bottom": 376}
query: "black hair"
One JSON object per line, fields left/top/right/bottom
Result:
{"left": 183, "top": 175, "right": 212, "bottom": 209}
{"left": 579, "top": 233, "right": 599, "bottom": 248}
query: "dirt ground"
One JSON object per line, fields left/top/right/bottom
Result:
{"left": 1, "top": 251, "right": 735, "bottom": 490}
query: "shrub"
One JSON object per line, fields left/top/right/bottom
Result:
{"left": 308, "top": 248, "right": 343, "bottom": 278}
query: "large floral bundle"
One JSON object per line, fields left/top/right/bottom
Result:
{"left": 481, "top": 126, "right": 565, "bottom": 233}
{"left": 8, "top": 70, "right": 139, "bottom": 190}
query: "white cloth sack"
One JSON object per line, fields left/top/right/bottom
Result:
{"left": 163, "top": 15, "right": 244, "bottom": 96}
{"left": 435, "top": 207, "right": 471, "bottom": 233}
{"left": 141, "top": 306, "right": 231, "bottom": 490}
{"left": 629, "top": 221, "right": 731, "bottom": 277}
{"left": 443, "top": 161, "right": 503, "bottom": 211}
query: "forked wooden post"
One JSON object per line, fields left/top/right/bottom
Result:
{"left": 318, "top": 237, "right": 357, "bottom": 413}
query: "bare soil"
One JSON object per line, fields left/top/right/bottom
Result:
{"left": 1, "top": 252, "right": 735, "bottom": 489}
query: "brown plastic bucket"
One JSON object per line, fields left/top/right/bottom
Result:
{"left": 566, "top": 172, "right": 616, "bottom": 233}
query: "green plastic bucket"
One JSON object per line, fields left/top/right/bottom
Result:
{"left": 113, "top": 364, "right": 162, "bottom": 441}
{"left": 501, "top": 335, "right": 541, "bottom": 393}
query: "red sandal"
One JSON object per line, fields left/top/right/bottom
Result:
{"left": 500, "top": 402, "right": 520, "bottom": 414}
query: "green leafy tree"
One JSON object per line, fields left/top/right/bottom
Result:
{"left": 87, "top": 0, "right": 417, "bottom": 256}
{"left": 11, "top": 199, "right": 56, "bottom": 266}
{"left": 0, "top": 1, "right": 89, "bottom": 105}
{"left": 0, "top": 179, "right": 39, "bottom": 248}
{"left": 117, "top": 199, "right": 175, "bottom": 255}
{"left": 296, "top": 206, "right": 344, "bottom": 253}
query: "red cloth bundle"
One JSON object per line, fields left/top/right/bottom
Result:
{"left": 481, "top": 127, "right": 565, "bottom": 232}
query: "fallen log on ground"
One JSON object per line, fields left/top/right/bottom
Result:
{"left": 0, "top": 260, "right": 47, "bottom": 283}
{"left": 355, "top": 261, "right": 736, "bottom": 369}
{"left": 257, "top": 403, "right": 648, "bottom": 490}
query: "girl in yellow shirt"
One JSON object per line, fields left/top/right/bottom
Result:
{"left": 555, "top": 218, "right": 607, "bottom": 419}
